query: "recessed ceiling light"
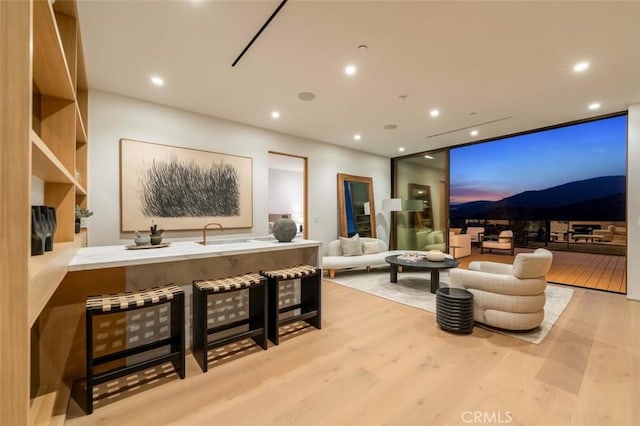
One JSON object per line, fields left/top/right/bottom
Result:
{"left": 573, "top": 61, "right": 590, "bottom": 72}
{"left": 353, "top": 134, "right": 361, "bottom": 141}
{"left": 150, "top": 76, "right": 164, "bottom": 86}
{"left": 588, "top": 102, "right": 601, "bottom": 110}
{"left": 424, "top": 155, "right": 434, "bottom": 159}
{"left": 430, "top": 109, "right": 440, "bottom": 117}
{"left": 398, "top": 147, "right": 405, "bottom": 152}
{"left": 297, "top": 92, "right": 316, "bottom": 101}
{"left": 470, "top": 130, "right": 479, "bottom": 137}
{"left": 271, "top": 111, "right": 280, "bottom": 119}
{"left": 384, "top": 124, "right": 398, "bottom": 130}
{"left": 345, "top": 65, "right": 357, "bottom": 75}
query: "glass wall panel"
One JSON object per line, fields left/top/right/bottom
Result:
{"left": 393, "top": 150, "right": 448, "bottom": 251}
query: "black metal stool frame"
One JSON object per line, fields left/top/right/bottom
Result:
{"left": 85, "top": 289, "right": 185, "bottom": 414}
{"left": 263, "top": 267, "right": 322, "bottom": 345}
{"left": 192, "top": 276, "right": 268, "bottom": 373}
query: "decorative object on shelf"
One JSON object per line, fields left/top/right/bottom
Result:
{"left": 37, "top": 205, "right": 56, "bottom": 251}
{"left": 134, "top": 231, "right": 151, "bottom": 246}
{"left": 150, "top": 222, "right": 164, "bottom": 245}
{"left": 75, "top": 205, "right": 93, "bottom": 233}
{"left": 31, "top": 206, "right": 52, "bottom": 256}
{"left": 47, "top": 206, "right": 57, "bottom": 247}
{"left": 272, "top": 215, "right": 297, "bottom": 242}
{"left": 120, "top": 138, "right": 253, "bottom": 232}
{"left": 426, "top": 249, "right": 446, "bottom": 262}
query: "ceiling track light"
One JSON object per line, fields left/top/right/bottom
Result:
{"left": 231, "top": 0, "right": 288, "bottom": 67}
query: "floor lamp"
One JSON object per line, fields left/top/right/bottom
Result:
{"left": 382, "top": 198, "right": 403, "bottom": 249}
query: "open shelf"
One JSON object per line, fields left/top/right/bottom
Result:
{"left": 31, "top": 130, "right": 74, "bottom": 184}
{"left": 32, "top": 0, "right": 74, "bottom": 101}
{"left": 74, "top": 181, "right": 87, "bottom": 196}
{"left": 75, "top": 104, "right": 87, "bottom": 145}
{"left": 29, "top": 231, "right": 86, "bottom": 327}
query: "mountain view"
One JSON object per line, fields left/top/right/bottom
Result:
{"left": 450, "top": 176, "right": 626, "bottom": 222}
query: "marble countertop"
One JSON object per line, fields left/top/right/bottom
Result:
{"left": 68, "top": 237, "right": 321, "bottom": 271}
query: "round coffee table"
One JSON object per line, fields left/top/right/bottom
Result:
{"left": 385, "top": 254, "right": 459, "bottom": 294}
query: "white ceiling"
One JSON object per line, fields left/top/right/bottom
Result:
{"left": 77, "top": 0, "right": 640, "bottom": 158}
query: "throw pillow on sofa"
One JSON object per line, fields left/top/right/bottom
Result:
{"left": 340, "top": 234, "right": 363, "bottom": 256}
{"left": 363, "top": 241, "right": 381, "bottom": 254}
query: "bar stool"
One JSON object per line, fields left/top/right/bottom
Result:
{"left": 85, "top": 285, "right": 185, "bottom": 414}
{"left": 260, "top": 265, "right": 322, "bottom": 345}
{"left": 192, "top": 273, "right": 268, "bottom": 373}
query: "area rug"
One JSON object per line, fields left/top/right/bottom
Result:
{"left": 327, "top": 269, "right": 574, "bottom": 344}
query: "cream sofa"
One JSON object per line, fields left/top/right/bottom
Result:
{"left": 416, "top": 229, "right": 445, "bottom": 251}
{"left": 323, "top": 238, "right": 402, "bottom": 278}
{"left": 448, "top": 248, "right": 553, "bottom": 330}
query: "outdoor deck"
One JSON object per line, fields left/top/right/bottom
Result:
{"left": 458, "top": 246, "right": 627, "bottom": 294}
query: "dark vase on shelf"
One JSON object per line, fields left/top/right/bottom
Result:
{"left": 31, "top": 206, "right": 51, "bottom": 256}
{"left": 39, "top": 205, "right": 56, "bottom": 251}
{"left": 75, "top": 218, "right": 81, "bottom": 234}
{"left": 272, "top": 215, "right": 297, "bottom": 242}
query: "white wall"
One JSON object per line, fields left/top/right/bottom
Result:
{"left": 87, "top": 90, "right": 390, "bottom": 253}
{"left": 627, "top": 103, "right": 640, "bottom": 301}
{"left": 268, "top": 168, "right": 304, "bottom": 219}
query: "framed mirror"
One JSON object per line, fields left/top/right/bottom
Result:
{"left": 408, "top": 183, "right": 433, "bottom": 229}
{"left": 337, "top": 173, "right": 376, "bottom": 238}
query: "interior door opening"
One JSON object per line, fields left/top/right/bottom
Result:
{"left": 267, "top": 152, "right": 308, "bottom": 239}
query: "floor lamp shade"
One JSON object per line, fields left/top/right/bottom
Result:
{"left": 382, "top": 198, "right": 403, "bottom": 212}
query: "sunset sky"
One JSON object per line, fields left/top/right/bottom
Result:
{"left": 449, "top": 115, "right": 627, "bottom": 204}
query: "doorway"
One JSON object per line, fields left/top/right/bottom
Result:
{"left": 267, "top": 152, "right": 308, "bottom": 239}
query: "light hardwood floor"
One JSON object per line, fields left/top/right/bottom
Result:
{"left": 65, "top": 279, "right": 640, "bottom": 425}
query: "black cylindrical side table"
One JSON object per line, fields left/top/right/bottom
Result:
{"left": 436, "top": 287, "right": 474, "bottom": 334}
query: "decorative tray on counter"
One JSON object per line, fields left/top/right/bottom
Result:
{"left": 125, "top": 242, "right": 171, "bottom": 250}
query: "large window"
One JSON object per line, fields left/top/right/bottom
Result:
{"left": 449, "top": 114, "right": 627, "bottom": 254}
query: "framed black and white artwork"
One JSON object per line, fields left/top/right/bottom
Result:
{"left": 120, "top": 138, "right": 253, "bottom": 232}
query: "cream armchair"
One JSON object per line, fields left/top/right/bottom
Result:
{"left": 449, "top": 231, "right": 471, "bottom": 258}
{"left": 466, "top": 226, "right": 485, "bottom": 245}
{"left": 481, "top": 230, "right": 514, "bottom": 255}
{"left": 448, "top": 248, "right": 553, "bottom": 330}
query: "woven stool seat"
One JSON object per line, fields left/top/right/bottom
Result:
{"left": 86, "top": 284, "right": 183, "bottom": 313}
{"left": 85, "top": 284, "right": 185, "bottom": 414}
{"left": 260, "top": 264, "right": 320, "bottom": 280}
{"left": 194, "top": 273, "right": 264, "bottom": 294}
{"left": 192, "top": 273, "right": 268, "bottom": 373}
{"left": 260, "top": 264, "right": 322, "bottom": 345}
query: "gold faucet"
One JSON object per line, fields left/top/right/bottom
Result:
{"left": 200, "top": 222, "right": 224, "bottom": 245}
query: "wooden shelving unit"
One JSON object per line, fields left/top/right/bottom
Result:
{"left": 2, "top": 1, "right": 89, "bottom": 422}
{"left": 28, "top": 0, "right": 90, "bottom": 423}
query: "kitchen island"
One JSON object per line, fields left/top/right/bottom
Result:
{"left": 33, "top": 237, "right": 322, "bottom": 413}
